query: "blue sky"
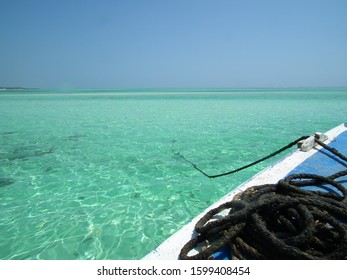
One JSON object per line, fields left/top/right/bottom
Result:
{"left": 0, "top": 0, "right": 346, "bottom": 89}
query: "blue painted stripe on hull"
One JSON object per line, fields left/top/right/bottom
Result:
{"left": 288, "top": 131, "right": 347, "bottom": 188}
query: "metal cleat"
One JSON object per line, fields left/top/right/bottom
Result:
{"left": 298, "top": 133, "right": 328, "bottom": 152}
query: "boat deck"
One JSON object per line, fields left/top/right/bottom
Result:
{"left": 143, "top": 123, "right": 347, "bottom": 260}
{"left": 288, "top": 130, "right": 347, "bottom": 180}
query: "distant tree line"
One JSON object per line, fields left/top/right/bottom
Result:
{"left": 0, "top": 87, "right": 38, "bottom": 90}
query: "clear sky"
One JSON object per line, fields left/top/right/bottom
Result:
{"left": 1, "top": 0, "right": 347, "bottom": 89}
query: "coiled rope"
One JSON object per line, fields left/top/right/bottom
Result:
{"left": 179, "top": 137, "right": 347, "bottom": 260}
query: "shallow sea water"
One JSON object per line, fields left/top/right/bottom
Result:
{"left": 0, "top": 88, "right": 346, "bottom": 259}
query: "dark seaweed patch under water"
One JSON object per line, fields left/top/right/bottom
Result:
{"left": 0, "top": 177, "right": 14, "bottom": 187}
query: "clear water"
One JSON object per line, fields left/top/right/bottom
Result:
{"left": 0, "top": 88, "right": 346, "bottom": 259}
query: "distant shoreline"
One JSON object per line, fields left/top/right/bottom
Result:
{"left": 0, "top": 87, "right": 39, "bottom": 91}
{"left": 1, "top": 86, "right": 347, "bottom": 91}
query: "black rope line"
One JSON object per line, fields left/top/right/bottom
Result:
{"left": 175, "top": 136, "right": 309, "bottom": 178}
{"left": 179, "top": 138, "right": 347, "bottom": 260}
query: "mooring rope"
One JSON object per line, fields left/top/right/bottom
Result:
{"left": 175, "top": 136, "right": 309, "bottom": 178}
{"left": 179, "top": 138, "right": 347, "bottom": 260}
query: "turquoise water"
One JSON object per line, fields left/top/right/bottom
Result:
{"left": 0, "top": 88, "right": 346, "bottom": 259}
